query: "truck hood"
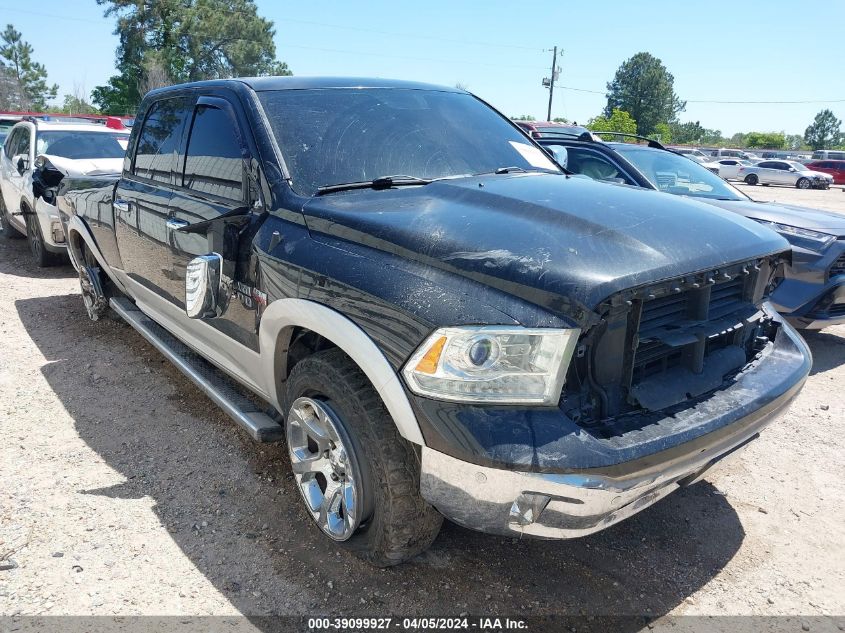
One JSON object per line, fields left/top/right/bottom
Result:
{"left": 702, "top": 198, "right": 845, "bottom": 236}
{"left": 36, "top": 154, "right": 123, "bottom": 177}
{"left": 301, "top": 173, "right": 788, "bottom": 318}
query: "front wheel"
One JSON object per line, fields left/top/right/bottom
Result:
{"left": 744, "top": 174, "right": 759, "bottom": 185}
{"left": 797, "top": 178, "right": 811, "bottom": 190}
{"left": 25, "top": 211, "right": 62, "bottom": 267}
{"left": 283, "top": 348, "right": 443, "bottom": 566}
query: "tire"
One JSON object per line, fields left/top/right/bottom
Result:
{"left": 283, "top": 348, "right": 443, "bottom": 566}
{"left": 797, "top": 178, "right": 810, "bottom": 190}
{"left": 25, "top": 210, "right": 63, "bottom": 267}
{"left": 0, "top": 197, "right": 24, "bottom": 239}
{"left": 744, "top": 174, "right": 759, "bottom": 185}
{"left": 79, "top": 246, "right": 110, "bottom": 321}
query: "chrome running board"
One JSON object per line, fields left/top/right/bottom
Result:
{"left": 110, "top": 297, "right": 284, "bottom": 443}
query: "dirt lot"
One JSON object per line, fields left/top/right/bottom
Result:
{"left": 1, "top": 184, "right": 844, "bottom": 628}
{"left": 733, "top": 182, "right": 845, "bottom": 213}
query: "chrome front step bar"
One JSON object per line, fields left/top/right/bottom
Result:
{"left": 109, "top": 297, "right": 284, "bottom": 443}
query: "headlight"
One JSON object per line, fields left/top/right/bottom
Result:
{"left": 402, "top": 326, "right": 580, "bottom": 404}
{"left": 752, "top": 219, "right": 835, "bottom": 252}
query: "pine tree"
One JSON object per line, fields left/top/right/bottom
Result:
{"left": 0, "top": 24, "right": 58, "bottom": 110}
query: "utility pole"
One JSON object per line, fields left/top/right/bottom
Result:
{"left": 544, "top": 47, "right": 560, "bottom": 121}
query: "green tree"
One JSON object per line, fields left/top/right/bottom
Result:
{"left": 650, "top": 122, "right": 671, "bottom": 143}
{"left": 784, "top": 134, "right": 807, "bottom": 151}
{"left": 61, "top": 93, "right": 99, "bottom": 115}
{"left": 804, "top": 109, "right": 842, "bottom": 150}
{"left": 0, "top": 65, "right": 25, "bottom": 110}
{"left": 552, "top": 117, "right": 569, "bottom": 123}
{"left": 744, "top": 132, "right": 785, "bottom": 149}
{"left": 700, "top": 128, "right": 725, "bottom": 145}
{"left": 604, "top": 52, "right": 685, "bottom": 136}
{"left": 669, "top": 120, "right": 705, "bottom": 145}
{"left": 0, "top": 24, "right": 58, "bottom": 110}
{"left": 588, "top": 108, "right": 637, "bottom": 136}
{"left": 512, "top": 115, "right": 535, "bottom": 121}
{"left": 93, "top": 0, "right": 292, "bottom": 114}
{"left": 729, "top": 132, "right": 746, "bottom": 148}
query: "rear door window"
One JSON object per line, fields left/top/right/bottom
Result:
{"left": 133, "top": 98, "right": 191, "bottom": 183}
{"left": 181, "top": 105, "right": 244, "bottom": 201}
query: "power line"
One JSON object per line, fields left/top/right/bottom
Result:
{"left": 3, "top": 5, "right": 841, "bottom": 105}
{"left": 0, "top": 6, "right": 103, "bottom": 24}
{"left": 0, "top": 6, "right": 543, "bottom": 53}
{"left": 557, "top": 85, "right": 845, "bottom": 104}
{"left": 687, "top": 98, "right": 845, "bottom": 104}
{"left": 283, "top": 44, "right": 547, "bottom": 71}
{"left": 278, "top": 17, "right": 543, "bottom": 52}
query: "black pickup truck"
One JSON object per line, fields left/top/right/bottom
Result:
{"left": 57, "top": 77, "right": 811, "bottom": 566}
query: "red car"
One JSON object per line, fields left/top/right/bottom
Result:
{"left": 513, "top": 120, "right": 590, "bottom": 139}
{"left": 804, "top": 160, "right": 845, "bottom": 185}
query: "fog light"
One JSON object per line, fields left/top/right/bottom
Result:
{"left": 51, "top": 222, "right": 65, "bottom": 244}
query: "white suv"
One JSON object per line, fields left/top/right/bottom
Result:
{"left": 0, "top": 119, "right": 128, "bottom": 266}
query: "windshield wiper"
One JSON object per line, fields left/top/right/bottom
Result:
{"left": 471, "top": 166, "right": 530, "bottom": 176}
{"left": 316, "top": 175, "right": 433, "bottom": 195}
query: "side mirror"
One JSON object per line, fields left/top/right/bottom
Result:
{"left": 185, "top": 253, "right": 223, "bottom": 318}
{"left": 14, "top": 155, "right": 29, "bottom": 175}
{"left": 548, "top": 145, "right": 568, "bottom": 169}
{"left": 788, "top": 167, "right": 797, "bottom": 172}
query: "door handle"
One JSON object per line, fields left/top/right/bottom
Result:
{"left": 114, "top": 199, "right": 129, "bottom": 213}
{"left": 168, "top": 206, "right": 252, "bottom": 234}
{"left": 166, "top": 218, "right": 190, "bottom": 231}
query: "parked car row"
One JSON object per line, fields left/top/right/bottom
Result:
{"left": 0, "top": 78, "right": 822, "bottom": 567}
{"left": 803, "top": 159, "right": 845, "bottom": 184}
{"left": 738, "top": 160, "right": 834, "bottom": 189}
{"left": 0, "top": 117, "right": 129, "bottom": 266}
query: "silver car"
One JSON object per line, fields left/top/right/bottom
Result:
{"left": 740, "top": 159, "right": 834, "bottom": 189}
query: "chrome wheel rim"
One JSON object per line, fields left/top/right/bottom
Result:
{"left": 286, "top": 397, "right": 363, "bottom": 541}
{"left": 798, "top": 179, "right": 809, "bottom": 189}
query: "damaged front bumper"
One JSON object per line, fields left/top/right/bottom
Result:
{"left": 419, "top": 317, "right": 810, "bottom": 538}
{"left": 771, "top": 239, "right": 845, "bottom": 329}
{"left": 35, "top": 197, "right": 67, "bottom": 252}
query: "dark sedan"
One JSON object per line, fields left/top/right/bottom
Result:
{"left": 537, "top": 133, "right": 845, "bottom": 329}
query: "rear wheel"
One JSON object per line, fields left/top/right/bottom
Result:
{"left": 283, "top": 348, "right": 442, "bottom": 566}
{"left": 0, "top": 197, "right": 24, "bottom": 239}
{"left": 744, "top": 174, "right": 759, "bottom": 185}
{"left": 25, "top": 210, "right": 62, "bottom": 267}
{"left": 797, "top": 178, "right": 811, "bottom": 190}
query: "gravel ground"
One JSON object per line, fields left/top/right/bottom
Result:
{"left": 1, "top": 185, "right": 844, "bottom": 627}
{"left": 733, "top": 182, "right": 845, "bottom": 213}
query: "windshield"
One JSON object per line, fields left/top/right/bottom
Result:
{"left": 787, "top": 161, "right": 807, "bottom": 171}
{"left": 258, "top": 88, "right": 559, "bottom": 196}
{"left": 35, "top": 131, "right": 129, "bottom": 159}
{"left": 614, "top": 145, "right": 746, "bottom": 201}
{"left": 533, "top": 125, "right": 590, "bottom": 138}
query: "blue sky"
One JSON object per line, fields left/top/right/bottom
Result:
{"left": 3, "top": 0, "right": 844, "bottom": 136}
